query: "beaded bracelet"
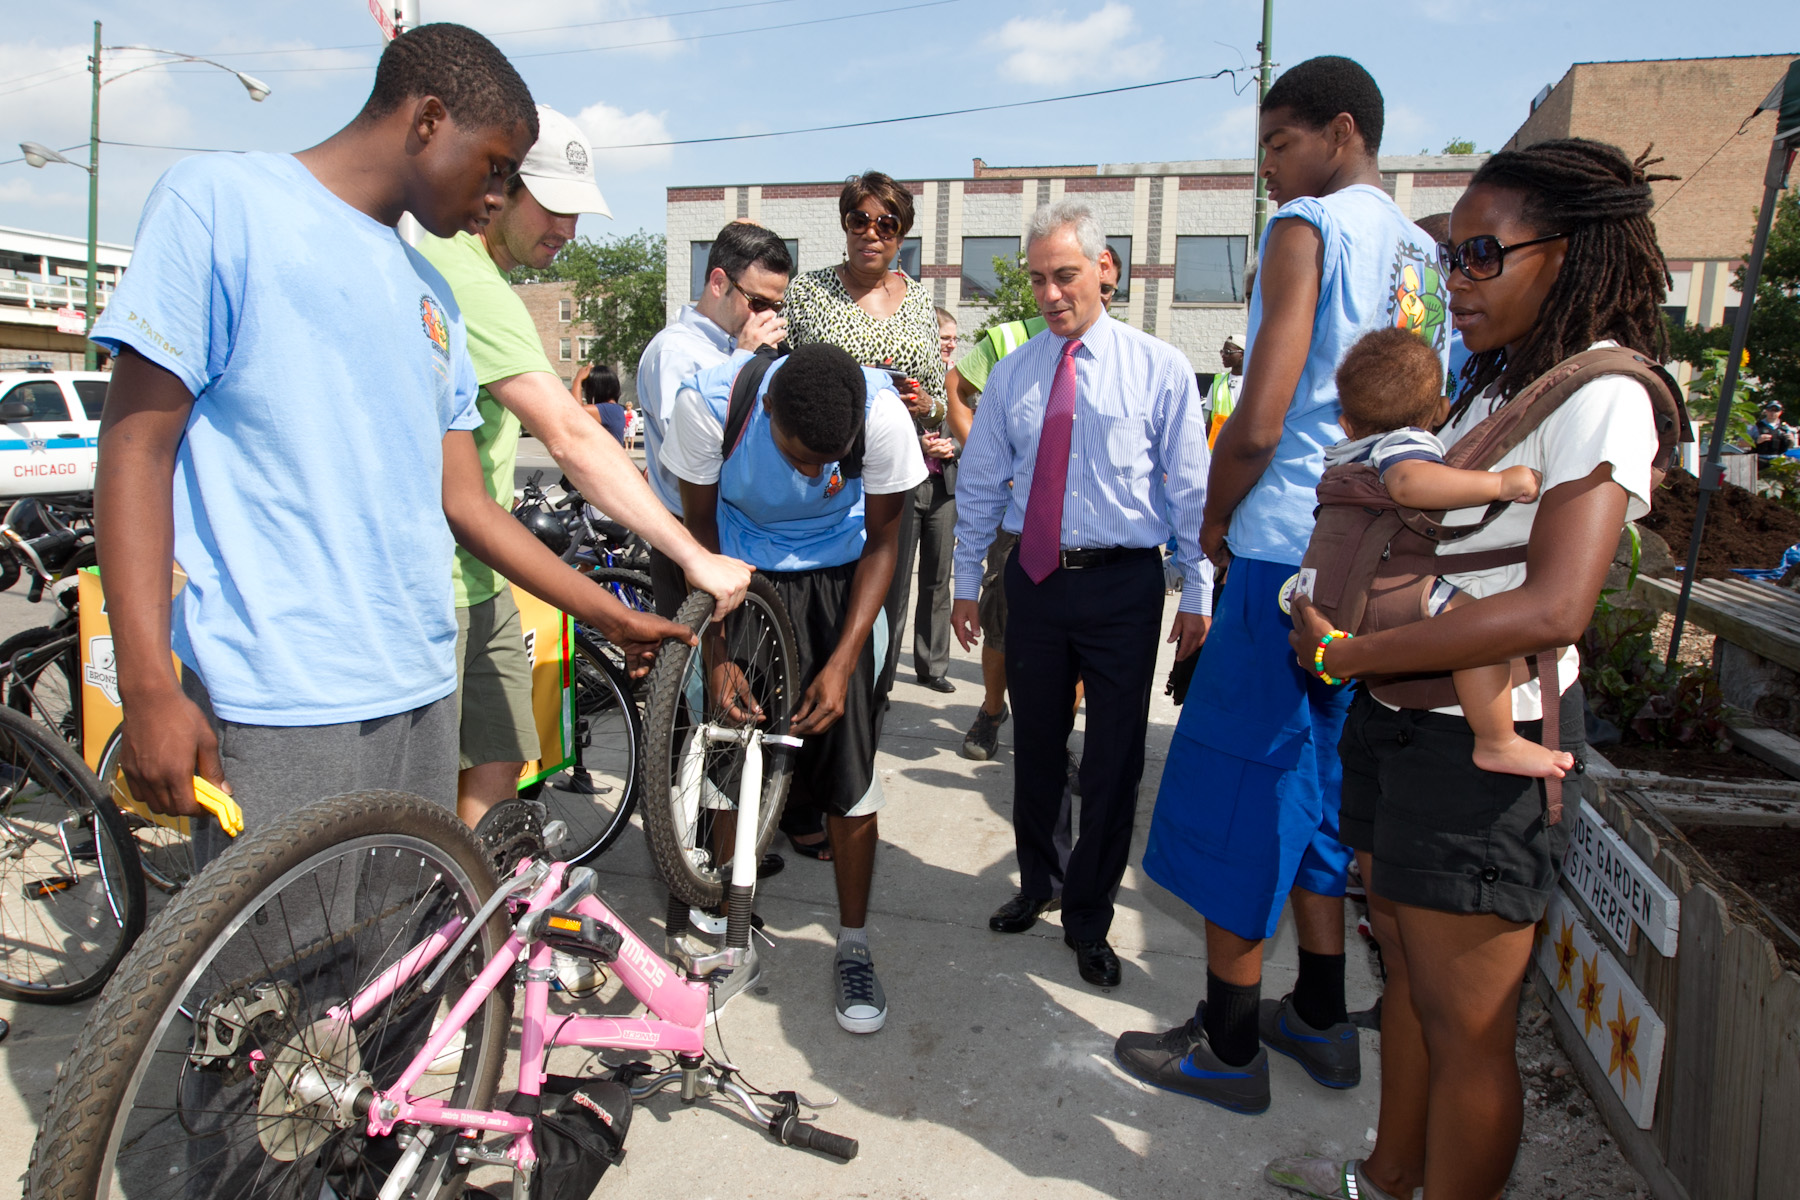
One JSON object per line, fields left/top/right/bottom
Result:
{"left": 1314, "top": 630, "right": 1352, "bottom": 685}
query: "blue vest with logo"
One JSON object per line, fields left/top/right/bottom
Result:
{"left": 690, "top": 356, "right": 890, "bottom": 572}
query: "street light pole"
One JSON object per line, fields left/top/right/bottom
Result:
{"left": 1250, "top": 0, "right": 1274, "bottom": 258}
{"left": 84, "top": 20, "right": 101, "bottom": 371}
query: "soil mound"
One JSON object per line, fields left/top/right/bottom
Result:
{"left": 1637, "top": 469, "right": 1800, "bottom": 579}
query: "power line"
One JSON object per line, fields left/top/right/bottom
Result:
{"left": 1651, "top": 107, "right": 1771, "bottom": 219}
{"left": 211, "top": 0, "right": 966, "bottom": 74}
{"left": 594, "top": 68, "right": 1253, "bottom": 148}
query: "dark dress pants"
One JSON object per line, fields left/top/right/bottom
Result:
{"left": 911, "top": 472, "right": 957, "bottom": 680}
{"left": 1003, "top": 546, "right": 1165, "bottom": 942}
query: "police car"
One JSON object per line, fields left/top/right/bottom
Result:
{"left": 0, "top": 362, "right": 104, "bottom": 498}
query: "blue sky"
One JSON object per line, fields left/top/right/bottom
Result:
{"left": 3, "top": 0, "right": 1795, "bottom": 247}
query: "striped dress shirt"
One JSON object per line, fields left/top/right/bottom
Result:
{"left": 952, "top": 311, "right": 1214, "bottom": 615}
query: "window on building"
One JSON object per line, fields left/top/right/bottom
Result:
{"left": 559, "top": 338, "right": 572, "bottom": 362}
{"left": 961, "top": 236, "right": 1020, "bottom": 301}
{"left": 577, "top": 335, "right": 597, "bottom": 361}
{"left": 558, "top": 298, "right": 572, "bottom": 322}
{"left": 783, "top": 239, "right": 799, "bottom": 273}
{"left": 1105, "top": 236, "right": 1132, "bottom": 303}
{"left": 1174, "top": 236, "right": 1248, "bottom": 303}
{"left": 1661, "top": 305, "right": 1689, "bottom": 328}
{"left": 690, "top": 241, "right": 713, "bottom": 301}
{"left": 895, "top": 238, "right": 922, "bottom": 279}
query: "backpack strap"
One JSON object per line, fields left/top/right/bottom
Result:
{"left": 722, "top": 347, "right": 782, "bottom": 463}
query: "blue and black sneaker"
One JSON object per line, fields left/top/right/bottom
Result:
{"left": 1259, "top": 993, "right": 1362, "bottom": 1089}
{"left": 1112, "top": 1010, "right": 1270, "bottom": 1114}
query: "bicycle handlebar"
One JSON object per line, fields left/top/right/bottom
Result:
{"left": 770, "top": 1111, "right": 859, "bottom": 1161}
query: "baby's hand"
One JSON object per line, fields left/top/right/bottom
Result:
{"left": 1497, "top": 465, "right": 1543, "bottom": 503}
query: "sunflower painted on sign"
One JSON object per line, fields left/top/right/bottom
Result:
{"left": 1553, "top": 919, "right": 1577, "bottom": 994}
{"left": 1576, "top": 951, "right": 1607, "bottom": 1038}
{"left": 1607, "top": 997, "right": 1642, "bottom": 1096}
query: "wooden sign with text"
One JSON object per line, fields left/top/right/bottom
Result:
{"left": 1562, "top": 798, "right": 1680, "bottom": 956}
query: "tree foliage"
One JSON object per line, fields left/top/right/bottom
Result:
{"left": 971, "top": 252, "right": 1039, "bottom": 337}
{"left": 513, "top": 231, "right": 667, "bottom": 373}
{"left": 1664, "top": 186, "right": 1800, "bottom": 411}
{"left": 1441, "top": 137, "right": 1477, "bottom": 155}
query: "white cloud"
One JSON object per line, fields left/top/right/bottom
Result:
{"left": 985, "top": 3, "right": 1163, "bottom": 86}
{"left": 573, "top": 101, "right": 673, "bottom": 174}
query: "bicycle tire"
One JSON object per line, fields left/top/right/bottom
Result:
{"left": 27, "top": 792, "right": 511, "bottom": 1200}
{"left": 96, "top": 728, "right": 199, "bottom": 895}
{"left": 583, "top": 566, "right": 654, "bottom": 613}
{"left": 529, "top": 634, "right": 642, "bottom": 864}
{"left": 640, "top": 576, "right": 798, "bottom": 907}
{"left": 0, "top": 703, "right": 145, "bottom": 1003}
{"left": 0, "top": 623, "right": 81, "bottom": 747}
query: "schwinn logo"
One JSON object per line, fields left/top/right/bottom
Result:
{"left": 617, "top": 936, "right": 667, "bottom": 988}
{"left": 570, "top": 1090, "right": 615, "bottom": 1126}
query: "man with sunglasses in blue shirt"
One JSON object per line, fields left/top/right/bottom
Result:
{"left": 638, "top": 222, "right": 794, "bottom": 617}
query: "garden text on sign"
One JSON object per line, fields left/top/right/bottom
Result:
{"left": 1562, "top": 798, "right": 1680, "bottom": 956}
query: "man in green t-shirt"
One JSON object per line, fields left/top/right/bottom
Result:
{"left": 420, "top": 106, "right": 752, "bottom": 826}
{"left": 943, "top": 248, "right": 1119, "bottom": 761}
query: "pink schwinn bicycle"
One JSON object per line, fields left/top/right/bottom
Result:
{"left": 26, "top": 579, "right": 838, "bottom": 1200}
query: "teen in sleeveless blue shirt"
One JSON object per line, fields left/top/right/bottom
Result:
{"left": 664, "top": 343, "right": 926, "bottom": 1037}
{"left": 1117, "top": 57, "right": 1450, "bottom": 1116}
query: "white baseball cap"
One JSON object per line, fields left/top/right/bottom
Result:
{"left": 517, "top": 105, "right": 612, "bottom": 219}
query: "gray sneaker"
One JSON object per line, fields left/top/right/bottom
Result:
{"left": 704, "top": 943, "right": 762, "bottom": 1027}
{"left": 833, "top": 943, "right": 887, "bottom": 1033}
{"left": 1259, "top": 993, "right": 1362, "bottom": 1088}
{"left": 1264, "top": 1157, "right": 1406, "bottom": 1200}
{"left": 961, "top": 704, "right": 1009, "bottom": 761}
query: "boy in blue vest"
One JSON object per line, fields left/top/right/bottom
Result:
{"left": 663, "top": 342, "right": 926, "bottom": 1034}
{"left": 1116, "top": 55, "right": 1449, "bottom": 1115}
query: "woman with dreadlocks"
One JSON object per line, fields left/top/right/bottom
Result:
{"left": 1269, "top": 138, "right": 1673, "bottom": 1200}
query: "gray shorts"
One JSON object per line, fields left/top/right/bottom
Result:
{"left": 979, "top": 531, "right": 1018, "bottom": 651}
{"left": 455, "top": 589, "right": 541, "bottom": 770}
{"left": 182, "top": 670, "right": 458, "bottom": 869}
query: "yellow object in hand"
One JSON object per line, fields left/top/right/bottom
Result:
{"left": 192, "top": 776, "right": 243, "bottom": 837}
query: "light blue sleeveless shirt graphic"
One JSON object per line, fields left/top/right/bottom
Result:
{"left": 1228, "top": 184, "right": 1449, "bottom": 566}
{"left": 688, "top": 357, "right": 894, "bottom": 571}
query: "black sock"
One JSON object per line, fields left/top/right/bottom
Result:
{"left": 1293, "top": 949, "right": 1348, "bottom": 1029}
{"left": 1202, "top": 971, "right": 1261, "bottom": 1067}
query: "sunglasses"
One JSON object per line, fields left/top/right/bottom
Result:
{"left": 1437, "top": 232, "right": 1568, "bottom": 281}
{"left": 731, "top": 277, "right": 785, "bottom": 314}
{"left": 844, "top": 210, "right": 903, "bottom": 240}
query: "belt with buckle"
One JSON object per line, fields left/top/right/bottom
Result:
{"left": 1058, "top": 546, "right": 1159, "bottom": 570}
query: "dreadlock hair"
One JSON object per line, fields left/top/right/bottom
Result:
{"left": 1456, "top": 138, "right": 1674, "bottom": 404}
{"left": 359, "top": 24, "right": 538, "bottom": 140}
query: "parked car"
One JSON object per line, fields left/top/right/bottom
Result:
{"left": 0, "top": 362, "right": 104, "bottom": 498}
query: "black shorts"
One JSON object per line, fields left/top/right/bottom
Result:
{"left": 765, "top": 560, "right": 895, "bottom": 818}
{"left": 1338, "top": 686, "right": 1578, "bottom": 924}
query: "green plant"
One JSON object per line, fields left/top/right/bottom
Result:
{"left": 1580, "top": 592, "right": 1730, "bottom": 751}
{"left": 512, "top": 231, "right": 667, "bottom": 372}
{"left": 971, "top": 252, "right": 1039, "bottom": 337}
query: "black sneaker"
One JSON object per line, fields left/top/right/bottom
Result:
{"left": 1259, "top": 994, "right": 1362, "bottom": 1089}
{"left": 960, "top": 704, "right": 1009, "bottom": 761}
{"left": 1113, "top": 1012, "right": 1270, "bottom": 1114}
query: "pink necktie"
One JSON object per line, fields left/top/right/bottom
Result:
{"left": 1018, "top": 339, "right": 1081, "bottom": 583}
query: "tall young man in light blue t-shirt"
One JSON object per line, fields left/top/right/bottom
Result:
{"left": 1116, "top": 56, "right": 1450, "bottom": 1116}
{"left": 93, "top": 24, "right": 686, "bottom": 861}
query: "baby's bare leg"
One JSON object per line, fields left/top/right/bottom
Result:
{"left": 1437, "top": 592, "right": 1573, "bottom": 779}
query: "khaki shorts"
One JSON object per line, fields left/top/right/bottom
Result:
{"left": 978, "top": 531, "right": 1018, "bottom": 651}
{"left": 455, "top": 589, "right": 540, "bottom": 770}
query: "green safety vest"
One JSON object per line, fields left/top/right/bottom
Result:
{"left": 979, "top": 316, "right": 1048, "bottom": 364}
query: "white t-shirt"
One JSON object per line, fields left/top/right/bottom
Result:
{"left": 664, "top": 379, "right": 926, "bottom": 496}
{"left": 1323, "top": 426, "right": 1447, "bottom": 475}
{"left": 1425, "top": 341, "right": 1659, "bottom": 720}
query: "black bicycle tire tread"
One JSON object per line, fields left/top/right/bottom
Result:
{"left": 561, "top": 635, "right": 644, "bottom": 864}
{"left": 0, "top": 704, "right": 145, "bottom": 1004}
{"left": 26, "top": 792, "right": 508, "bottom": 1200}
{"left": 639, "top": 577, "right": 797, "bottom": 907}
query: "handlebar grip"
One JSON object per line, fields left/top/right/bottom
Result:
{"left": 788, "top": 1122, "right": 858, "bottom": 1161}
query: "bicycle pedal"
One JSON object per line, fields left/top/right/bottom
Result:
{"left": 25, "top": 874, "right": 76, "bottom": 900}
{"left": 541, "top": 913, "right": 623, "bottom": 963}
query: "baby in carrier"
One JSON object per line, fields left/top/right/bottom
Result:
{"left": 1324, "top": 327, "right": 1574, "bottom": 779}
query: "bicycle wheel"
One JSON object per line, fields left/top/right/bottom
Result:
{"left": 27, "top": 792, "right": 512, "bottom": 1200}
{"left": 97, "top": 729, "right": 199, "bottom": 895}
{"left": 0, "top": 703, "right": 144, "bottom": 1003}
{"left": 0, "top": 623, "right": 81, "bottom": 746}
{"left": 583, "top": 566, "right": 654, "bottom": 613}
{"left": 640, "top": 575, "right": 797, "bottom": 907}
{"left": 529, "top": 633, "right": 642, "bottom": 864}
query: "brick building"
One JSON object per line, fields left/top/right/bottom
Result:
{"left": 664, "top": 154, "right": 1482, "bottom": 375}
{"left": 1504, "top": 54, "right": 1798, "bottom": 330}
{"left": 511, "top": 280, "right": 583, "bottom": 388}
